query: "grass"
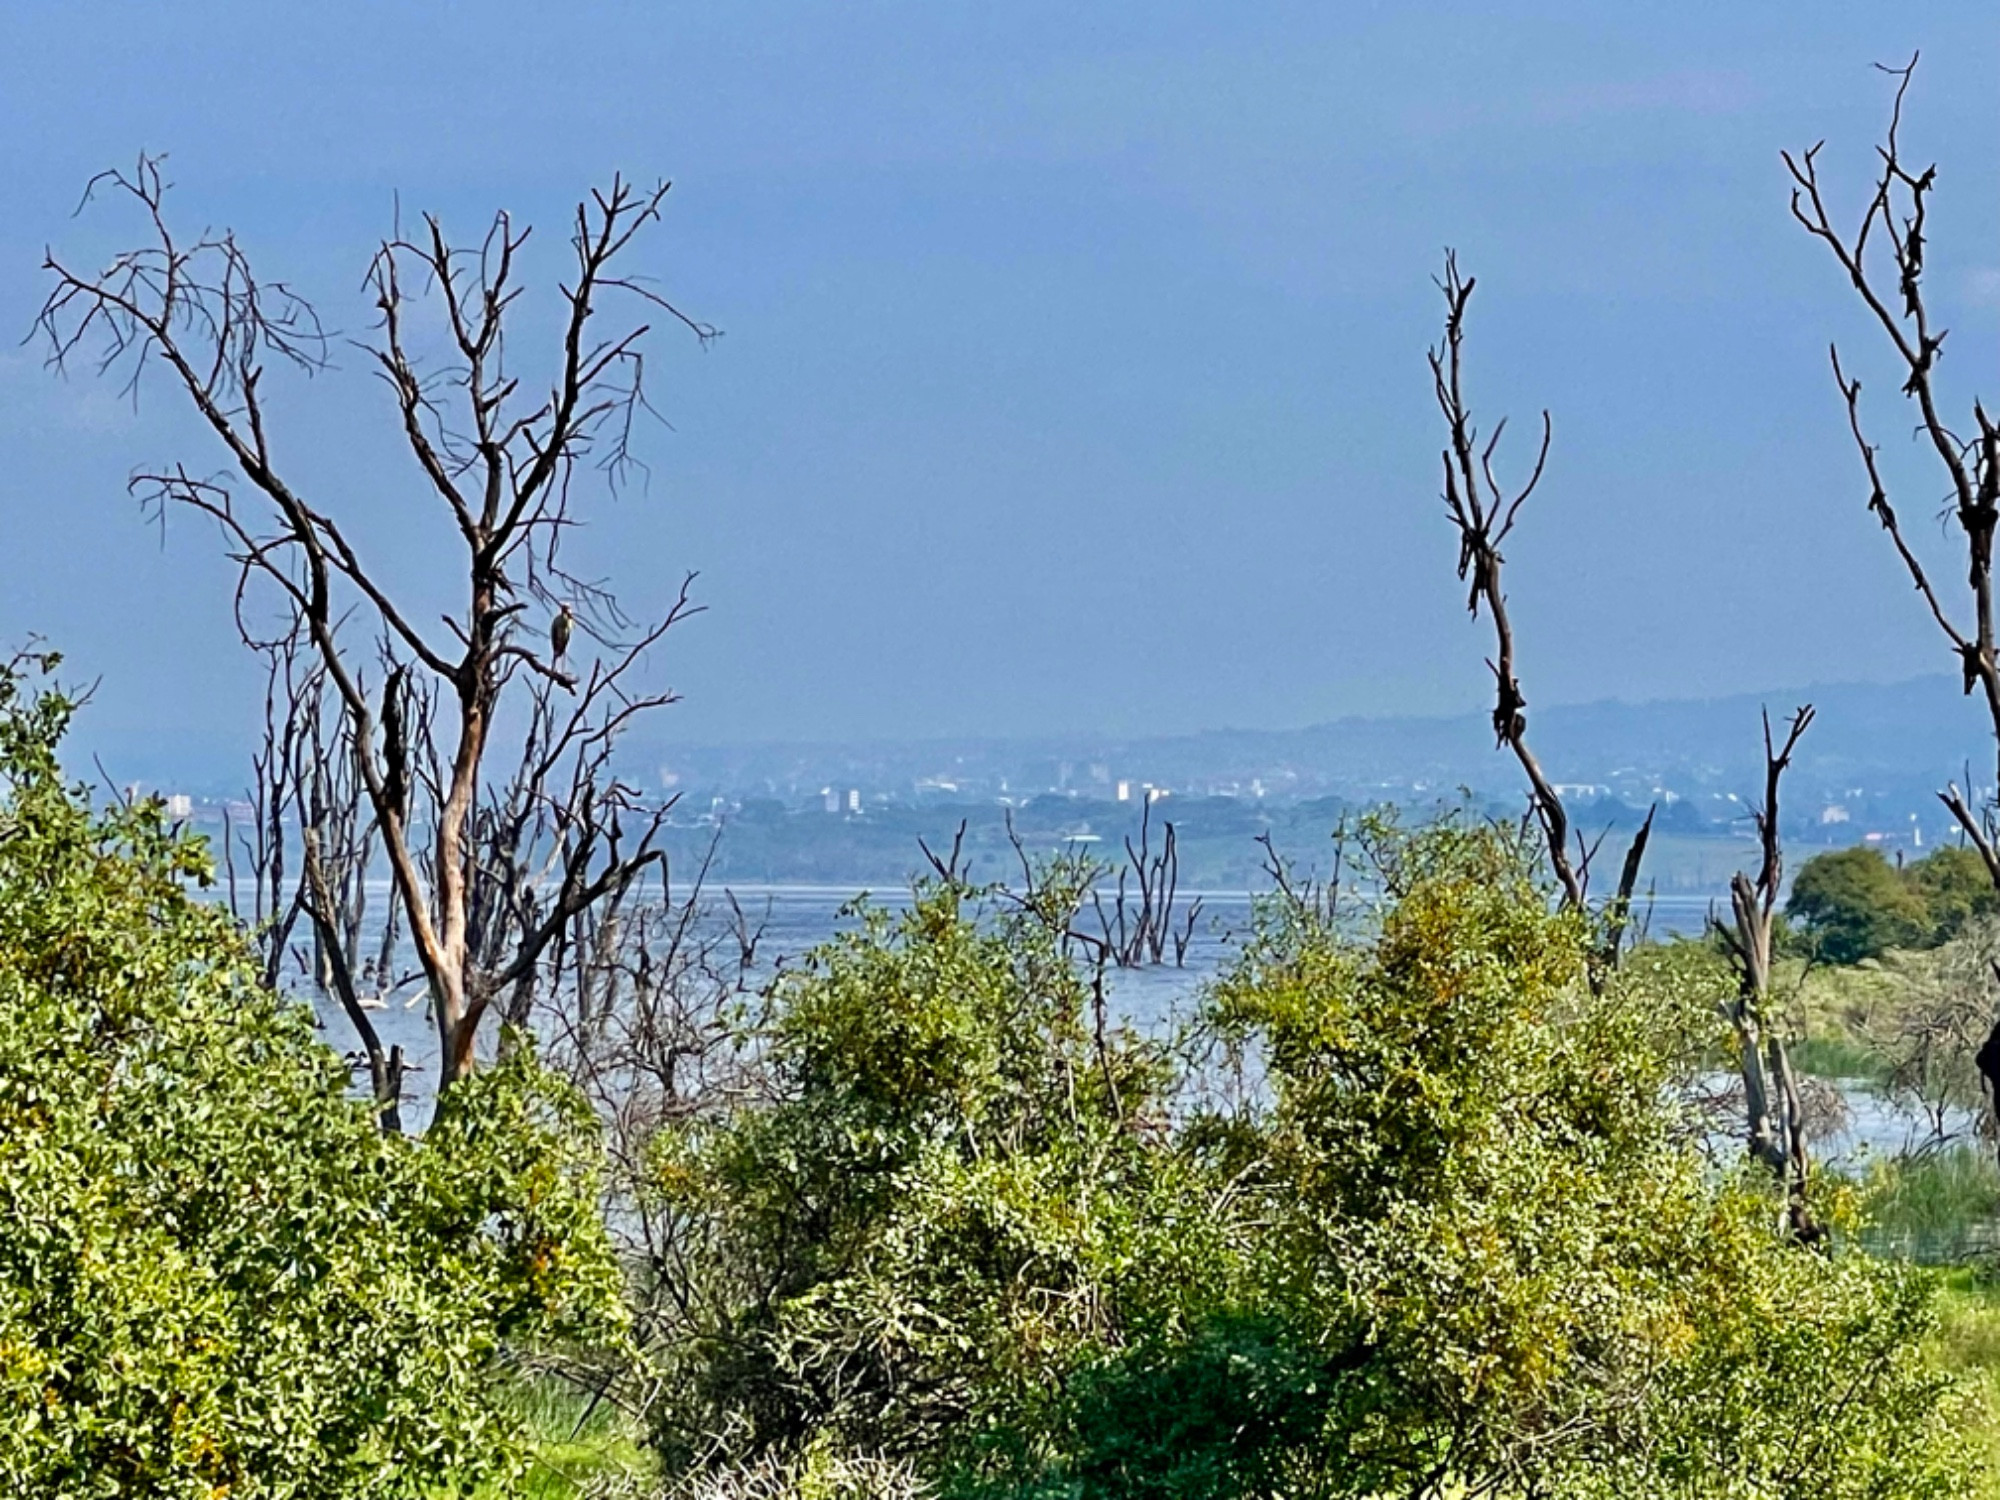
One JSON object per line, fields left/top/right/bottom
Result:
{"left": 464, "top": 1374, "right": 656, "bottom": 1499}
{"left": 1789, "top": 957, "right": 1910, "bottom": 1068}
{"left": 1856, "top": 1146, "right": 2000, "bottom": 1257}
{"left": 1788, "top": 1031, "right": 1894, "bottom": 1086}
{"left": 1934, "top": 1268, "right": 2000, "bottom": 1494}
{"left": 1849, "top": 1146, "right": 2000, "bottom": 1493}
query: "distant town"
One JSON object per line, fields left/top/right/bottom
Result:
{"left": 126, "top": 672, "right": 2000, "bottom": 896}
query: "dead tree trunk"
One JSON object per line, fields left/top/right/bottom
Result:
{"left": 1786, "top": 57, "right": 2000, "bottom": 1141}
{"left": 1427, "top": 254, "right": 1653, "bottom": 979}
{"left": 1715, "top": 706, "right": 1822, "bottom": 1244}
{"left": 41, "top": 159, "right": 711, "bottom": 1122}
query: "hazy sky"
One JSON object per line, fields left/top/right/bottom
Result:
{"left": 2, "top": 2, "right": 1996, "bottom": 762}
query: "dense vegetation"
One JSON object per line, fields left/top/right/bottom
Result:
{"left": 12, "top": 638, "right": 1996, "bottom": 1495}
{"left": 17, "top": 55, "right": 2000, "bottom": 1499}
{"left": 1788, "top": 845, "right": 1998, "bottom": 964}
{"left": 612, "top": 821, "right": 1978, "bottom": 1498}
{"left": 0, "top": 659, "right": 626, "bottom": 1498}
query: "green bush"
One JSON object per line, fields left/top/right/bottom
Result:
{"left": 1788, "top": 844, "right": 1997, "bottom": 963}
{"left": 1179, "top": 817, "right": 1974, "bottom": 1498}
{"left": 644, "top": 817, "right": 1977, "bottom": 1499}
{"left": 1788, "top": 845, "right": 1934, "bottom": 962}
{"left": 647, "top": 874, "right": 1238, "bottom": 1482}
{"left": 0, "top": 659, "right": 625, "bottom": 1498}
{"left": 1911, "top": 845, "right": 2000, "bottom": 943}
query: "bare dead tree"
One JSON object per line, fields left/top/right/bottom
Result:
{"left": 1861, "top": 932, "right": 2000, "bottom": 1146}
{"left": 40, "top": 157, "right": 713, "bottom": 1118}
{"left": 1712, "top": 706, "right": 1822, "bottom": 1244}
{"left": 1254, "top": 828, "right": 1342, "bottom": 928}
{"left": 229, "top": 633, "right": 309, "bottom": 989}
{"left": 1785, "top": 58, "right": 2000, "bottom": 1137}
{"left": 291, "top": 642, "right": 410, "bottom": 1129}
{"left": 1787, "top": 59, "right": 2000, "bottom": 870}
{"left": 1089, "top": 797, "right": 1203, "bottom": 967}
{"left": 1427, "top": 253, "right": 1654, "bottom": 971}
{"left": 227, "top": 630, "right": 408, "bottom": 1128}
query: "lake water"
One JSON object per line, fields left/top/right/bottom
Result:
{"left": 311, "top": 884, "right": 1258, "bottom": 1104}
{"left": 297, "top": 883, "right": 1966, "bottom": 1163}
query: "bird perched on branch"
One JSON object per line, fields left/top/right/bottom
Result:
{"left": 551, "top": 604, "right": 575, "bottom": 665}
{"left": 380, "top": 665, "right": 409, "bottom": 824}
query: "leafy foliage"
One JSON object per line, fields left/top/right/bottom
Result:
{"left": 639, "top": 817, "right": 1976, "bottom": 1498}
{"left": 647, "top": 877, "right": 1237, "bottom": 1482}
{"left": 1174, "top": 818, "right": 1973, "bottom": 1499}
{"left": 1788, "top": 845, "right": 1991, "bottom": 963}
{"left": 0, "top": 659, "right": 624, "bottom": 1498}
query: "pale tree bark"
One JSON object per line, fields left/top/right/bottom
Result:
{"left": 1714, "top": 706, "right": 1823, "bottom": 1244}
{"left": 41, "top": 159, "right": 712, "bottom": 1122}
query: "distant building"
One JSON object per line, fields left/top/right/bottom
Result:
{"left": 846, "top": 788, "right": 862, "bottom": 815}
{"left": 1820, "top": 804, "right": 1851, "bottom": 825}
{"left": 1116, "top": 780, "right": 1133, "bottom": 803}
{"left": 822, "top": 786, "right": 841, "bottom": 814}
{"left": 164, "top": 793, "right": 193, "bottom": 821}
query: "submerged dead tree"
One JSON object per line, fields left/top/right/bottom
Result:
{"left": 41, "top": 158, "right": 710, "bottom": 1119}
{"left": 1785, "top": 59, "right": 2000, "bottom": 1132}
{"left": 1427, "top": 254, "right": 1654, "bottom": 972}
{"left": 1714, "top": 707, "right": 1822, "bottom": 1242}
{"left": 1093, "top": 797, "right": 1203, "bottom": 967}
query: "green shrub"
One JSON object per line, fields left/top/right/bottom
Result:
{"left": 645, "top": 873, "right": 1243, "bottom": 1483}
{"left": 1789, "top": 844, "right": 1999, "bottom": 964}
{"left": 644, "top": 817, "right": 1977, "bottom": 1498}
{"left": 1912, "top": 846, "right": 2000, "bottom": 944}
{"left": 1089, "top": 818, "right": 1972, "bottom": 1499}
{"left": 0, "top": 659, "right": 624, "bottom": 1498}
{"left": 1788, "top": 845, "right": 1934, "bottom": 962}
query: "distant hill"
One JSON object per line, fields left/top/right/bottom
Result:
{"left": 625, "top": 674, "right": 1998, "bottom": 809}
{"left": 75, "top": 673, "right": 2000, "bottom": 822}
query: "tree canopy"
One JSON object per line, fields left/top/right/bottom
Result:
{"left": 1787, "top": 845, "right": 1992, "bottom": 964}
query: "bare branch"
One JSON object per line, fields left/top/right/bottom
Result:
{"left": 40, "top": 159, "right": 710, "bottom": 1111}
{"left": 1428, "top": 252, "right": 1582, "bottom": 911}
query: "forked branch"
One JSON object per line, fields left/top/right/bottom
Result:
{"left": 1787, "top": 58, "right": 2000, "bottom": 881}
{"left": 1427, "top": 253, "right": 1654, "bottom": 957}
{"left": 40, "top": 157, "right": 710, "bottom": 1112}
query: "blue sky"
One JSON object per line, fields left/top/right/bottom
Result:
{"left": 1, "top": 2, "right": 1996, "bottom": 761}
